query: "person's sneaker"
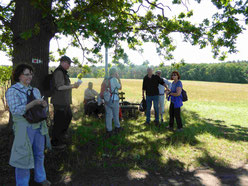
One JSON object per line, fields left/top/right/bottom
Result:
{"left": 161, "top": 119, "right": 164, "bottom": 124}
{"left": 52, "top": 143, "right": 66, "bottom": 149}
{"left": 37, "top": 180, "right": 51, "bottom": 186}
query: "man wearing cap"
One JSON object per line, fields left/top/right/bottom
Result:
{"left": 51, "top": 56, "right": 80, "bottom": 149}
{"left": 156, "top": 70, "right": 172, "bottom": 123}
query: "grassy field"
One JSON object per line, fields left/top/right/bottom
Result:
{"left": 69, "top": 78, "right": 248, "bottom": 168}
{"left": 1, "top": 78, "right": 248, "bottom": 185}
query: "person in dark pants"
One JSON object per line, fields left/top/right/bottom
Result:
{"left": 142, "top": 67, "right": 169, "bottom": 125}
{"left": 167, "top": 71, "right": 183, "bottom": 131}
{"left": 51, "top": 56, "right": 80, "bottom": 149}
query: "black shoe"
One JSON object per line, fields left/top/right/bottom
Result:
{"left": 166, "top": 126, "right": 174, "bottom": 131}
{"left": 176, "top": 128, "right": 183, "bottom": 132}
{"left": 154, "top": 121, "right": 160, "bottom": 126}
{"left": 106, "top": 131, "right": 113, "bottom": 138}
{"left": 114, "top": 127, "right": 124, "bottom": 134}
{"left": 52, "top": 143, "right": 66, "bottom": 149}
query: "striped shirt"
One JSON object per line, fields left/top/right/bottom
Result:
{"left": 5, "top": 82, "right": 41, "bottom": 116}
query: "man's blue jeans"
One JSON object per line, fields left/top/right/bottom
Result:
{"left": 15, "top": 126, "right": 46, "bottom": 186}
{"left": 146, "top": 95, "right": 159, "bottom": 123}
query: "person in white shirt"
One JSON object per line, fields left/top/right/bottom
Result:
{"left": 84, "top": 82, "right": 98, "bottom": 102}
{"left": 156, "top": 70, "right": 172, "bottom": 123}
{"left": 105, "top": 67, "right": 122, "bottom": 136}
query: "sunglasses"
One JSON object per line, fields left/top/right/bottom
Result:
{"left": 23, "top": 73, "right": 33, "bottom": 77}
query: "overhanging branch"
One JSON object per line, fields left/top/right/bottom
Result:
{"left": 0, "top": 15, "right": 11, "bottom": 28}
{"left": 0, "top": 0, "right": 14, "bottom": 11}
{"left": 0, "top": 0, "right": 14, "bottom": 28}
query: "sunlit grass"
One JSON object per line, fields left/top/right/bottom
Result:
{"left": 64, "top": 78, "right": 248, "bottom": 172}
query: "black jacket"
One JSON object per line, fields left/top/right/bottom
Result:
{"left": 142, "top": 74, "right": 164, "bottom": 96}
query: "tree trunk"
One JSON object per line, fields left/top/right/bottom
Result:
{"left": 11, "top": 0, "right": 55, "bottom": 92}
{"left": 8, "top": 0, "right": 55, "bottom": 128}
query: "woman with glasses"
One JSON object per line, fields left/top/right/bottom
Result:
{"left": 6, "top": 64, "right": 51, "bottom": 186}
{"left": 167, "top": 71, "right": 183, "bottom": 131}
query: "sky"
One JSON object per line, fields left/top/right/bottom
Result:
{"left": 0, "top": 0, "right": 248, "bottom": 66}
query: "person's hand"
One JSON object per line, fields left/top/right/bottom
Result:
{"left": 73, "top": 82, "right": 80, "bottom": 89}
{"left": 41, "top": 100, "right": 48, "bottom": 107}
{"left": 31, "top": 99, "right": 43, "bottom": 107}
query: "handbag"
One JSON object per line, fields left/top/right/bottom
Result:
{"left": 12, "top": 87, "right": 47, "bottom": 123}
{"left": 182, "top": 89, "right": 188, "bottom": 102}
{"left": 139, "top": 98, "right": 147, "bottom": 112}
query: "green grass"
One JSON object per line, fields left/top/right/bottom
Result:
{"left": 46, "top": 78, "right": 248, "bottom": 180}
{"left": 2, "top": 78, "right": 247, "bottom": 183}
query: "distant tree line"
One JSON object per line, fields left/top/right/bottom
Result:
{"left": 49, "top": 61, "right": 248, "bottom": 83}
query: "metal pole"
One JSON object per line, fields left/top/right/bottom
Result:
{"left": 105, "top": 46, "right": 108, "bottom": 78}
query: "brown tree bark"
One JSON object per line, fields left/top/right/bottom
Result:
{"left": 7, "top": 0, "right": 56, "bottom": 129}
{"left": 11, "top": 0, "right": 55, "bottom": 92}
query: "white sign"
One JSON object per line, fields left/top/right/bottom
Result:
{"left": 32, "top": 58, "right": 42, "bottom": 64}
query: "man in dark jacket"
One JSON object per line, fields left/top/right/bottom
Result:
{"left": 142, "top": 67, "right": 169, "bottom": 125}
{"left": 51, "top": 56, "right": 80, "bottom": 149}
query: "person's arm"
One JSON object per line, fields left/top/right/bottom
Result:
{"left": 164, "top": 79, "right": 172, "bottom": 90}
{"left": 163, "top": 83, "right": 168, "bottom": 90}
{"left": 57, "top": 84, "right": 79, "bottom": 90}
{"left": 142, "top": 77, "right": 146, "bottom": 98}
{"left": 54, "top": 70, "right": 79, "bottom": 91}
{"left": 93, "top": 89, "right": 98, "bottom": 96}
{"left": 169, "top": 81, "right": 182, "bottom": 97}
{"left": 158, "top": 76, "right": 169, "bottom": 91}
{"left": 116, "top": 73, "right": 122, "bottom": 90}
{"left": 6, "top": 88, "right": 44, "bottom": 115}
{"left": 169, "top": 87, "right": 182, "bottom": 97}
{"left": 25, "top": 99, "right": 44, "bottom": 111}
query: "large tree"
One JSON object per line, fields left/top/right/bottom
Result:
{"left": 0, "top": 0, "right": 247, "bottom": 92}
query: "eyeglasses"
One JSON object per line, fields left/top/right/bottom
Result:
{"left": 23, "top": 73, "right": 33, "bottom": 77}
{"left": 172, "top": 74, "right": 177, "bottom": 76}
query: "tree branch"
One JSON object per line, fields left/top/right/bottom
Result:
{"left": 73, "top": 32, "right": 86, "bottom": 64}
{"left": 0, "top": 0, "right": 14, "bottom": 28}
{"left": 145, "top": 0, "right": 171, "bottom": 17}
{"left": 181, "top": 0, "right": 189, "bottom": 12}
{"left": 0, "top": 0, "right": 14, "bottom": 11}
{"left": 0, "top": 15, "right": 11, "bottom": 28}
{"left": 130, "top": 4, "right": 143, "bottom": 13}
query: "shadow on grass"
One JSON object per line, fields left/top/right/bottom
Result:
{"left": 1, "top": 106, "right": 248, "bottom": 185}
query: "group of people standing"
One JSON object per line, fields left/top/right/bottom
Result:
{"left": 142, "top": 67, "right": 184, "bottom": 131}
{"left": 5, "top": 55, "right": 184, "bottom": 185}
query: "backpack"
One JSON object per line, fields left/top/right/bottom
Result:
{"left": 11, "top": 87, "right": 47, "bottom": 123}
{"left": 182, "top": 89, "right": 188, "bottom": 102}
{"left": 43, "top": 71, "right": 54, "bottom": 97}
{"left": 43, "top": 68, "right": 66, "bottom": 97}
{"left": 100, "top": 77, "right": 113, "bottom": 102}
